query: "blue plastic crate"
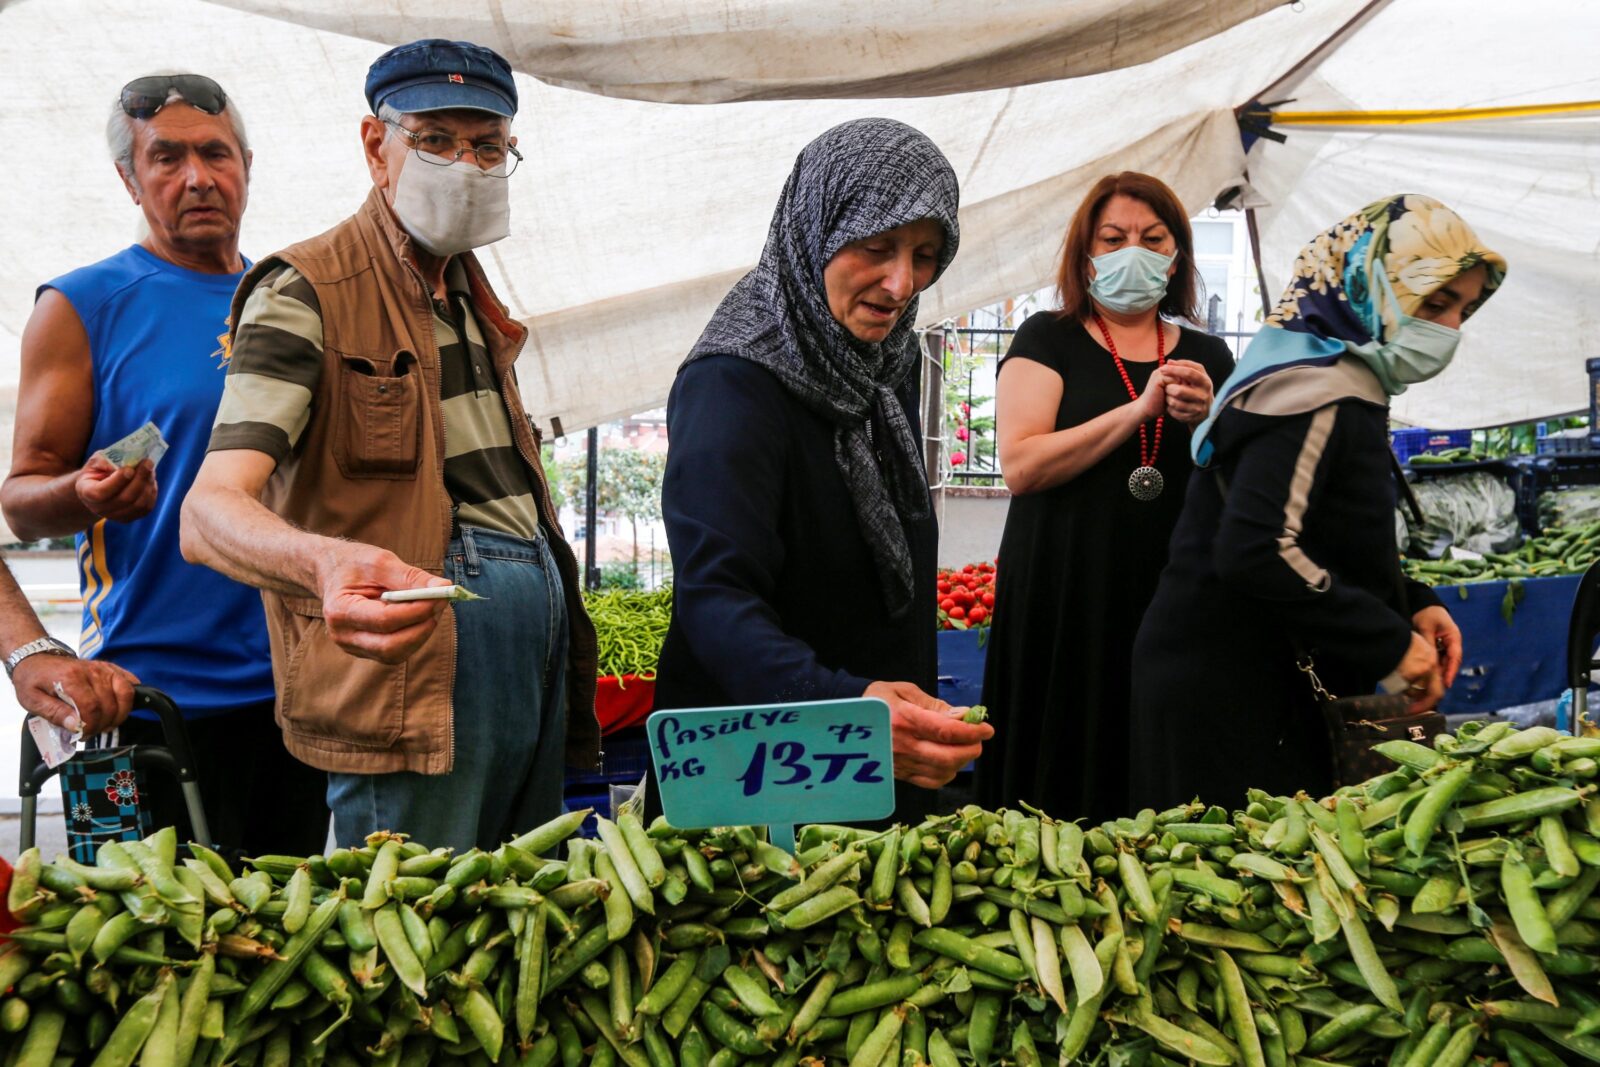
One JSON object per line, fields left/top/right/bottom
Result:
{"left": 565, "top": 729, "right": 651, "bottom": 788}
{"left": 1390, "top": 427, "right": 1471, "bottom": 465}
{"left": 562, "top": 789, "right": 608, "bottom": 837}
{"left": 1537, "top": 430, "right": 1595, "bottom": 455}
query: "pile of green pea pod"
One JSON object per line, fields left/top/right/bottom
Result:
{"left": 584, "top": 589, "right": 672, "bottom": 682}
{"left": 6, "top": 720, "right": 1600, "bottom": 1066}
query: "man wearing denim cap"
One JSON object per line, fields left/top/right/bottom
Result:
{"left": 182, "top": 40, "right": 599, "bottom": 851}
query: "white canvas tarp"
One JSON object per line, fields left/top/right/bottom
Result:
{"left": 1243, "top": 0, "right": 1600, "bottom": 430}
{"left": 1, "top": 0, "right": 1597, "bottom": 449}
{"left": 202, "top": 0, "right": 1282, "bottom": 104}
{"left": 0, "top": 0, "right": 1360, "bottom": 439}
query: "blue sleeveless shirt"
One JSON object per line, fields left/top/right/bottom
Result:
{"left": 42, "top": 245, "right": 275, "bottom": 716}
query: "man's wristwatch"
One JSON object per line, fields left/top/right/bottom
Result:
{"left": 4, "top": 637, "right": 77, "bottom": 679}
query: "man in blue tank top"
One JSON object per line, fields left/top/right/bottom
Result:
{"left": 0, "top": 73, "right": 328, "bottom": 856}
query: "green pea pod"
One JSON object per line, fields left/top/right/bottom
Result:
{"left": 596, "top": 819, "right": 657, "bottom": 916}
{"left": 595, "top": 850, "right": 637, "bottom": 943}
{"left": 699, "top": 999, "right": 771, "bottom": 1057}
{"left": 786, "top": 969, "right": 840, "bottom": 1044}
{"left": 1403, "top": 761, "right": 1475, "bottom": 856}
{"left": 1122, "top": 1005, "right": 1233, "bottom": 1066}
{"left": 619, "top": 813, "right": 670, "bottom": 887}
{"left": 87, "top": 969, "right": 169, "bottom": 1067}
{"left": 1057, "top": 922, "right": 1103, "bottom": 1002}
{"left": 1215, "top": 950, "right": 1266, "bottom": 1067}
{"left": 1503, "top": 844, "right": 1560, "bottom": 955}
{"left": 1025, "top": 915, "right": 1065, "bottom": 1013}
{"left": 15, "top": 1003, "right": 67, "bottom": 1067}
{"left": 1540, "top": 815, "right": 1582, "bottom": 879}
{"left": 361, "top": 839, "right": 402, "bottom": 910}
{"left": 173, "top": 950, "right": 214, "bottom": 1067}
{"left": 230, "top": 891, "right": 346, "bottom": 1034}
{"left": 281, "top": 866, "right": 313, "bottom": 935}
{"left": 869, "top": 829, "right": 902, "bottom": 909}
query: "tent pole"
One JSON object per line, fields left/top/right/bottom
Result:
{"left": 1246, "top": 0, "right": 1393, "bottom": 105}
{"left": 585, "top": 426, "right": 600, "bottom": 590}
{"left": 1245, "top": 201, "right": 1272, "bottom": 319}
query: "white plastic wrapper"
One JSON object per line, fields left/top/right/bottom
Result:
{"left": 1409, "top": 471, "right": 1521, "bottom": 557}
{"left": 1538, "top": 486, "right": 1600, "bottom": 530}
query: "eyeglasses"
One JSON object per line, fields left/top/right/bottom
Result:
{"left": 384, "top": 121, "right": 522, "bottom": 177}
{"left": 120, "top": 74, "right": 228, "bottom": 120}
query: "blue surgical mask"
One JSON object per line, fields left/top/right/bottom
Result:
{"left": 1089, "top": 246, "right": 1174, "bottom": 314}
{"left": 1347, "top": 271, "right": 1463, "bottom": 395}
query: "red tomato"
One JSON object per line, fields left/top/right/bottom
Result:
{"left": 948, "top": 606, "right": 966, "bottom": 620}
{"left": 982, "top": 592, "right": 995, "bottom": 607}
{"left": 968, "top": 606, "right": 988, "bottom": 624}
{"left": 953, "top": 589, "right": 974, "bottom": 606}
{"left": 963, "top": 564, "right": 975, "bottom": 573}
{"left": 937, "top": 581, "right": 951, "bottom": 595}
{"left": 940, "top": 598, "right": 956, "bottom": 612}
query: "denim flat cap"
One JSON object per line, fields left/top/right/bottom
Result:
{"left": 366, "top": 39, "right": 517, "bottom": 118}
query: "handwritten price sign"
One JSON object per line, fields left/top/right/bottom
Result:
{"left": 647, "top": 698, "right": 895, "bottom": 851}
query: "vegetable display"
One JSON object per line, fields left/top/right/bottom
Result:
{"left": 1404, "top": 522, "right": 1600, "bottom": 586}
{"left": 586, "top": 589, "right": 672, "bottom": 682}
{"left": 5, "top": 721, "right": 1600, "bottom": 1065}
{"left": 1405, "top": 471, "right": 1520, "bottom": 558}
{"left": 937, "top": 564, "right": 995, "bottom": 631}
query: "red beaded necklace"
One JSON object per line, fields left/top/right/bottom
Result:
{"left": 1092, "top": 310, "right": 1166, "bottom": 479}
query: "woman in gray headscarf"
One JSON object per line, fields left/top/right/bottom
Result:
{"left": 655, "top": 118, "right": 992, "bottom": 815}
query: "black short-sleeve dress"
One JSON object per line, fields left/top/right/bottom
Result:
{"left": 975, "top": 311, "right": 1234, "bottom": 824}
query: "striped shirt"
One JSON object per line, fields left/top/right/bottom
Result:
{"left": 210, "top": 261, "right": 541, "bottom": 540}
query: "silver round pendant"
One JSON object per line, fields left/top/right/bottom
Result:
{"left": 1129, "top": 466, "right": 1164, "bottom": 501}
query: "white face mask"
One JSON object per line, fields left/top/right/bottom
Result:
{"left": 389, "top": 155, "right": 510, "bottom": 257}
{"left": 1347, "top": 271, "right": 1464, "bottom": 395}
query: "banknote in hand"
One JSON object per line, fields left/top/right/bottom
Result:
{"left": 99, "top": 422, "right": 169, "bottom": 470}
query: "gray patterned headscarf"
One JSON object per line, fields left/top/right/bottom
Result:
{"left": 684, "top": 118, "right": 961, "bottom": 618}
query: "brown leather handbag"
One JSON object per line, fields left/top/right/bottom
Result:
{"left": 1297, "top": 654, "right": 1446, "bottom": 787}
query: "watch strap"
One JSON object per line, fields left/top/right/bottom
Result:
{"left": 4, "top": 637, "right": 77, "bottom": 679}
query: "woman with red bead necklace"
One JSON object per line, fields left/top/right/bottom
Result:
{"left": 975, "top": 172, "right": 1233, "bottom": 824}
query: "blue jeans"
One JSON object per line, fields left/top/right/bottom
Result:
{"left": 327, "top": 526, "right": 569, "bottom": 851}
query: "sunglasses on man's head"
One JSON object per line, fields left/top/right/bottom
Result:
{"left": 120, "top": 75, "right": 227, "bottom": 120}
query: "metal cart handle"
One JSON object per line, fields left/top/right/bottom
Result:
{"left": 16, "top": 685, "right": 212, "bottom": 854}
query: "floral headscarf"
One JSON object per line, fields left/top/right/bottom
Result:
{"left": 1193, "top": 194, "right": 1506, "bottom": 463}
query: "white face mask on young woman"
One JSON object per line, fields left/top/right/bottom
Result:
{"left": 1347, "top": 271, "right": 1464, "bottom": 395}
{"left": 1088, "top": 245, "right": 1175, "bottom": 314}
{"left": 390, "top": 156, "right": 511, "bottom": 257}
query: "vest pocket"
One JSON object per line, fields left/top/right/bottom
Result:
{"left": 278, "top": 604, "right": 407, "bottom": 749}
{"left": 335, "top": 349, "right": 420, "bottom": 478}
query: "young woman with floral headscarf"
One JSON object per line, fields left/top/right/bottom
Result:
{"left": 1130, "top": 194, "right": 1507, "bottom": 806}
{"left": 655, "top": 119, "right": 993, "bottom": 818}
